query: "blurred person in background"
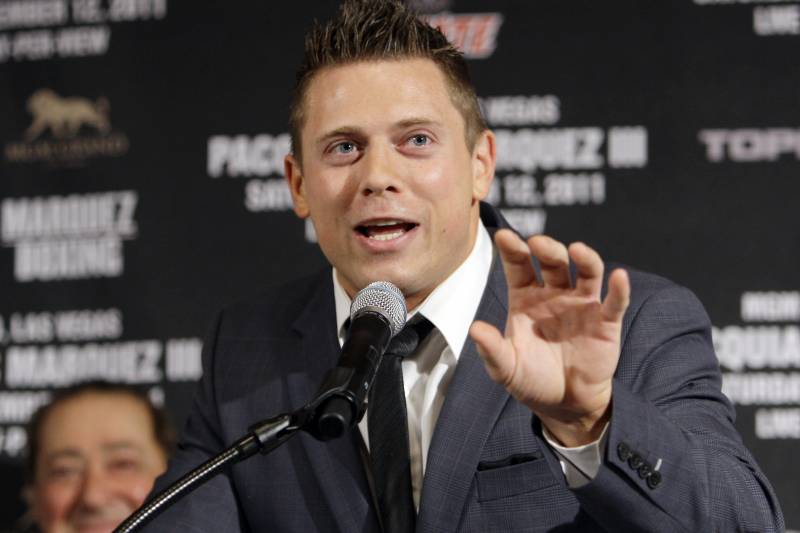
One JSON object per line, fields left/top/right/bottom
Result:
{"left": 14, "top": 382, "right": 174, "bottom": 533}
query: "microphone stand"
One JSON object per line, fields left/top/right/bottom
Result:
{"left": 114, "top": 364, "right": 372, "bottom": 533}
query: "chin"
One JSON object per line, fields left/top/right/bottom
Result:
{"left": 360, "top": 268, "right": 414, "bottom": 292}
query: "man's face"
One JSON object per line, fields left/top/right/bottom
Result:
{"left": 29, "top": 392, "right": 167, "bottom": 533}
{"left": 286, "top": 59, "right": 495, "bottom": 309}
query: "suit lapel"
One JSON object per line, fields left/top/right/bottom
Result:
{"left": 287, "top": 271, "right": 379, "bottom": 533}
{"left": 417, "top": 250, "right": 512, "bottom": 533}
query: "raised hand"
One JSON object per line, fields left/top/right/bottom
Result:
{"left": 469, "top": 229, "right": 630, "bottom": 446}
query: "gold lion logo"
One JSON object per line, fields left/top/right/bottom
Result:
{"left": 24, "top": 89, "right": 111, "bottom": 141}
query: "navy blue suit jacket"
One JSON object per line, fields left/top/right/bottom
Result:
{"left": 146, "top": 205, "right": 783, "bottom": 532}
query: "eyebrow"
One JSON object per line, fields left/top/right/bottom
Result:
{"left": 44, "top": 449, "right": 83, "bottom": 463}
{"left": 44, "top": 441, "right": 140, "bottom": 462}
{"left": 102, "top": 441, "right": 141, "bottom": 453}
{"left": 394, "top": 117, "right": 443, "bottom": 130}
{"left": 315, "top": 126, "right": 365, "bottom": 149}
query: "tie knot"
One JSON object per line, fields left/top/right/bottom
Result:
{"left": 387, "top": 317, "right": 434, "bottom": 359}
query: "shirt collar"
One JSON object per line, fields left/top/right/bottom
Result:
{"left": 334, "top": 220, "right": 494, "bottom": 359}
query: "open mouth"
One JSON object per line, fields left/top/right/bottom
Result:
{"left": 355, "top": 220, "right": 418, "bottom": 241}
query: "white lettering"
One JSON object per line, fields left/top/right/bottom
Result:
{"left": 108, "top": 0, "right": 167, "bottom": 21}
{"left": 165, "top": 338, "right": 203, "bottom": 381}
{"left": 502, "top": 174, "right": 541, "bottom": 207}
{"left": 54, "top": 308, "right": 122, "bottom": 341}
{"left": 5, "top": 341, "right": 162, "bottom": 387}
{"left": 495, "top": 128, "right": 604, "bottom": 173}
{"left": 754, "top": 5, "right": 800, "bottom": 35}
{"left": 755, "top": 407, "right": 800, "bottom": 438}
{"left": 699, "top": 128, "right": 800, "bottom": 162}
{"left": 607, "top": 127, "right": 648, "bottom": 168}
{"left": 1, "top": 191, "right": 138, "bottom": 243}
{"left": 480, "top": 95, "right": 560, "bottom": 126}
{"left": 10, "top": 312, "right": 53, "bottom": 343}
{"left": 207, "top": 134, "right": 290, "bottom": 178}
{"left": 0, "top": 1, "right": 67, "bottom": 31}
{"left": 6, "top": 309, "right": 122, "bottom": 342}
{"left": 15, "top": 237, "right": 123, "bottom": 282}
{"left": 116, "top": 191, "right": 138, "bottom": 236}
{"left": 741, "top": 291, "right": 800, "bottom": 322}
{"left": 244, "top": 179, "right": 294, "bottom": 212}
{"left": 0, "top": 426, "right": 27, "bottom": 457}
{"left": 71, "top": 0, "right": 107, "bottom": 24}
{"left": 12, "top": 30, "right": 54, "bottom": 61}
{"left": 722, "top": 372, "right": 800, "bottom": 405}
{"left": 0, "top": 391, "right": 51, "bottom": 423}
{"left": 714, "top": 325, "right": 800, "bottom": 371}
{"left": 55, "top": 25, "right": 110, "bottom": 57}
{"left": 543, "top": 173, "right": 605, "bottom": 206}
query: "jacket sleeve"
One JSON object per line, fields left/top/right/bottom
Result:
{"left": 141, "top": 310, "right": 249, "bottom": 533}
{"left": 572, "top": 283, "right": 784, "bottom": 533}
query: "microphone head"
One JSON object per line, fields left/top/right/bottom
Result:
{"left": 350, "top": 281, "right": 407, "bottom": 337}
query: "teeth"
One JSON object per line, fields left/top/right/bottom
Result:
{"left": 370, "top": 220, "right": 403, "bottom": 226}
{"left": 369, "top": 230, "right": 405, "bottom": 241}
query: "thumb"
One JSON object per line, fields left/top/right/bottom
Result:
{"left": 470, "top": 320, "right": 516, "bottom": 387}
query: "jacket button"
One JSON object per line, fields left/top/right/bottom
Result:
{"left": 647, "top": 470, "right": 662, "bottom": 489}
{"left": 617, "top": 441, "right": 632, "bottom": 461}
{"left": 628, "top": 453, "right": 644, "bottom": 470}
{"left": 637, "top": 462, "right": 652, "bottom": 479}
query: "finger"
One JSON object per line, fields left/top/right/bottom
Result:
{"left": 494, "top": 229, "right": 538, "bottom": 289}
{"left": 601, "top": 268, "right": 630, "bottom": 322}
{"left": 516, "top": 293, "right": 597, "bottom": 321}
{"left": 470, "top": 320, "right": 516, "bottom": 388}
{"left": 568, "top": 242, "right": 604, "bottom": 299}
{"left": 528, "top": 235, "right": 571, "bottom": 289}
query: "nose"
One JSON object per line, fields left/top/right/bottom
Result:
{"left": 358, "top": 143, "right": 399, "bottom": 197}
{"left": 75, "top": 464, "right": 113, "bottom": 511}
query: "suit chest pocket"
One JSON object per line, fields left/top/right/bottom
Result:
{"left": 475, "top": 454, "right": 558, "bottom": 502}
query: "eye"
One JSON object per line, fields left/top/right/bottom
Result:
{"left": 333, "top": 141, "right": 357, "bottom": 154}
{"left": 108, "top": 458, "right": 140, "bottom": 473}
{"left": 47, "top": 464, "right": 82, "bottom": 481}
{"left": 409, "top": 134, "right": 430, "bottom": 147}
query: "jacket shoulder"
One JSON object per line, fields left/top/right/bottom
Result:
{"left": 215, "top": 269, "right": 331, "bottom": 339}
{"left": 607, "top": 262, "right": 690, "bottom": 303}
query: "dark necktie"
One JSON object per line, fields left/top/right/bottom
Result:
{"left": 368, "top": 317, "right": 433, "bottom": 533}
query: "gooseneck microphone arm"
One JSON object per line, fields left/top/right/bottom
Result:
{"left": 114, "top": 410, "right": 305, "bottom": 533}
{"left": 114, "top": 282, "right": 407, "bottom": 533}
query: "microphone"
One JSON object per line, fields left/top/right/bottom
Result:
{"left": 312, "top": 281, "right": 407, "bottom": 440}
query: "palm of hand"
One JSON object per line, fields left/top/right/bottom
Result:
{"left": 503, "top": 285, "right": 622, "bottom": 421}
{"left": 470, "top": 230, "right": 630, "bottom": 444}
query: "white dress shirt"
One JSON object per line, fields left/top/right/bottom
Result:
{"left": 332, "top": 220, "right": 605, "bottom": 508}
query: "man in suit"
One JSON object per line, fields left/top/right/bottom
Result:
{"left": 146, "top": 1, "right": 783, "bottom": 531}
{"left": 21, "top": 382, "right": 174, "bottom": 533}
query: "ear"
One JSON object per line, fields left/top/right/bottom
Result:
{"left": 284, "top": 153, "right": 310, "bottom": 219}
{"left": 470, "top": 129, "right": 496, "bottom": 201}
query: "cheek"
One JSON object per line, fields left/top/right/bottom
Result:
{"left": 36, "top": 483, "right": 78, "bottom": 526}
{"left": 419, "top": 156, "right": 475, "bottom": 204}
{"left": 303, "top": 168, "right": 352, "bottom": 212}
{"left": 117, "top": 473, "right": 158, "bottom": 509}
